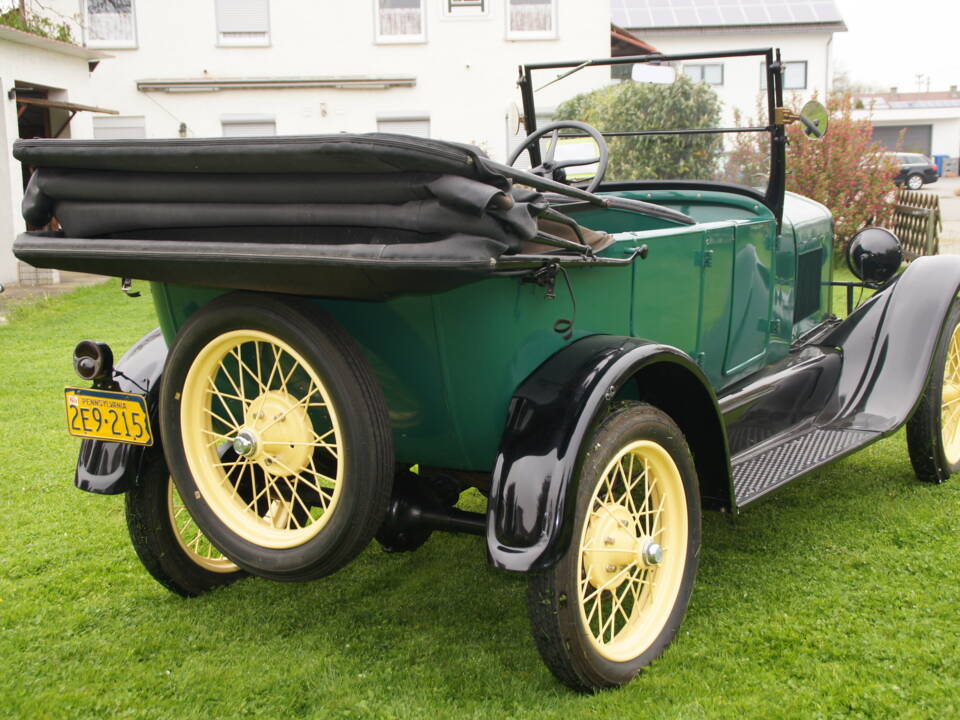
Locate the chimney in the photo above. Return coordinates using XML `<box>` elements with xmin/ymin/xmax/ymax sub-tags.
<box><xmin>951</xmin><ymin>85</ymin><xmax>958</xmax><ymax>97</ymax></box>
<box><xmin>889</xmin><ymin>86</ymin><xmax>897</xmax><ymax>95</ymax></box>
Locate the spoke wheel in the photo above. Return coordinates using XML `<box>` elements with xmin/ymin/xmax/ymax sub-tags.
<box><xmin>126</xmin><ymin>454</ymin><xmax>245</xmax><ymax>597</ymax></box>
<box><xmin>908</xmin><ymin>300</ymin><xmax>960</xmax><ymax>482</ymax></box>
<box><xmin>161</xmin><ymin>293</ymin><xmax>393</xmax><ymax>582</ymax></box>
<box><xmin>527</xmin><ymin>403</ymin><xmax>700</xmax><ymax>691</ymax></box>
<box><xmin>168</xmin><ymin>481</ymin><xmax>239</xmax><ymax>574</ymax></box>
<box><xmin>180</xmin><ymin>329</ymin><xmax>343</xmax><ymax>549</ymax></box>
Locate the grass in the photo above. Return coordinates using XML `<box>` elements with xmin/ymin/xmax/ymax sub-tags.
<box><xmin>1</xmin><ymin>276</ymin><xmax>959</xmax><ymax>719</ymax></box>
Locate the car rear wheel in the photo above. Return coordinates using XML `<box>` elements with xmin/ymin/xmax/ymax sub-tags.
<box><xmin>125</xmin><ymin>454</ymin><xmax>245</xmax><ymax>597</ymax></box>
<box><xmin>160</xmin><ymin>293</ymin><xmax>394</xmax><ymax>582</ymax></box>
<box><xmin>906</xmin><ymin>173</ymin><xmax>924</xmax><ymax>190</ymax></box>
<box><xmin>526</xmin><ymin>403</ymin><xmax>701</xmax><ymax>691</ymax></box>
<box><xmin>907</xmin><ymin>300</ymin><xmax>960</xmax><ymax>483</ymax></box>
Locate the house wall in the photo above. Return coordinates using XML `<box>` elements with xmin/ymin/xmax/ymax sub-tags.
<box><xmin>626</xmin><ymin>30</ymin><xmax>835</xmax><ymax>126</ymax></box>
<box><xmin>0</xmin><ymin>38</ymin><xmax>98</xmax><ymax>285</ymax></box>
<box><xmin>43</xmin><ymin>0</ymin><xmax>611</xmax><ymax>160</ymax></box>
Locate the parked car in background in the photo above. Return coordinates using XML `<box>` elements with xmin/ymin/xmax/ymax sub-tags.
<box><xmin>888</xmin><ymin>152</ymin><xmax>939</xmax><ymax>189</ymax></box>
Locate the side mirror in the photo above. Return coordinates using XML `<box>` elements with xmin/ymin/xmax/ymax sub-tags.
<box><xmin>799</xmin><ymin>100</ymin><xmax>828</xmax><ymax>139</ymax></box>
<box><xmin>847</xmin><ymin>227</ymin><xmax>903</xmax><ymax>284</ymax></box>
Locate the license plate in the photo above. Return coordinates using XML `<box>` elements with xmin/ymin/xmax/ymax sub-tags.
<box><xmin>64</xmin><ymin>387</ymin><xmax>153</xmax><ymax>446</ymax></box>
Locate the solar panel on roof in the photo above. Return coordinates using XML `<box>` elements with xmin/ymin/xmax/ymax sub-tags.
<box><xmin>611</xmin><ymin>0</ymin><xmax>844</xmax><ymax>29</ymax></box>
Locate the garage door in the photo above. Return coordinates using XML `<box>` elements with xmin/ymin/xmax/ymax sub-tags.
<box><xmin>872</xmin><ymin>125</ymin><xmax>932</xmax><ymax>155</ymax></box>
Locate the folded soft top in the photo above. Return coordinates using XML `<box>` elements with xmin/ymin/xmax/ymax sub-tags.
<box><xmin>13</xmin><ymin>133</ymin><xmax>509</xmax><ymax>186</ymax></box>
<box><xmin>13</xmin><ymin>133</ymin><xmax>621</xmax><ymax>299</ymax></box>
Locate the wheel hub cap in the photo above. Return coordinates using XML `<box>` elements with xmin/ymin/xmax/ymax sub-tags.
<box><xmin>642</xmin><ymin>540</ymin><xmax>663</xmax><ymax>566</ymax></box>
<box><xmin>241</xmin><ymin>390</ymin><xmax>313</xmax><ymax>476</ymax></box>
<box><xmin>583</xmin><ymin>503</ymin><xmax>640</xmax><ymax>589</ymax></box>
<box><xmin>232</xmin><ymin>430</ymin><xmax>258</xmax><ymax>457</ymax></box>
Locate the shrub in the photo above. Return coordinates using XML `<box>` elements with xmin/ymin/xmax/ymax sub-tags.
<box><xmin>785</xmin><ymin>94</ymin><xmax>899</xmax><ymax>262</ymax></box>
<box><xmin>720</xmin><ymin>94</ymin><xmax>898</xmax><ymax>263</ymax></box>
<box><xmin>552</xmin><ymin>75</ymin><xmax>723</xmax><ymax>181</ymax></box>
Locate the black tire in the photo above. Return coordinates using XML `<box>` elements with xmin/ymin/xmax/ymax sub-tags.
<box><xmin>907</xmin><ymin>300</ymin><xmax>960</xmax><ymax>483</ymax></box>
<box><xmin>906</xmin><ymin>173</ymin><xmax>924</xmax><ymax>191</ymax></box>
<box><xmin>125</xmin><ymin>453</ymin><xmax>246</xmax><ymax>597</ymax></box>
<box><xmin>527</xmin><ymin>403</ymin><xmax>701</xmax><ymax>692</ymax></box>
<box><xmin>160</xmin><ymin>293</ymin><xmax>394</xmax><ymax>582</ymax></box>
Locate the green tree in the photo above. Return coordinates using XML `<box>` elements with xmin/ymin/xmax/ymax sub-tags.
<box><xmin>553</xmin><ymin>74</ymin><xmax>723</xmax><ymax>181</ymax></box>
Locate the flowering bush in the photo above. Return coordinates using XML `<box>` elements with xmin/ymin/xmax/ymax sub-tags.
<box><xmin>723</xmin><ymin>94</ymin><xmax>898</xmax><ymax>263</ymax></box>
<box><xmin>785</xmin><ymin>94</ymin><xmax>899</xmax><ymax>262</ymax></box>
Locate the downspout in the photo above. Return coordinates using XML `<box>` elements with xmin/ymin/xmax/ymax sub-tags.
<box><xmin>825</xmin><ymin>34</ymin><xmax>833</xmax><ymax>95</ymax></box>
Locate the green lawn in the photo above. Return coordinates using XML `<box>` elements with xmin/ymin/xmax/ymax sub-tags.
<box><xmin>1</xmin><ymin>279</ymin><xmax>959</xmax><ymax>719</ymax></box>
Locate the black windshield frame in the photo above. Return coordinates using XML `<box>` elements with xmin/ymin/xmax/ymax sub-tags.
<box><xmin>517</xmin><ymin>47</ymin><xmax>787</xmax><ymax>225</ymax></box>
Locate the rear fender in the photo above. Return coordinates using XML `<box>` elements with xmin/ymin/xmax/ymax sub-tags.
<box><xmin>486</xmin><ymin>334</ymin><xmax>729</xmax><ymax>573</ymax></box>
<box><xmin>75</xmin><ymin>328</ymin><xmax>167</xmax><ymax>494</ymax></box>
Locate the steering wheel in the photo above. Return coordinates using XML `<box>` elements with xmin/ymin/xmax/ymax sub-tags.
<box><xmin>507</xmin><ymin>121</ymin><xmax>609</xmax><ymax>193</ymax></box>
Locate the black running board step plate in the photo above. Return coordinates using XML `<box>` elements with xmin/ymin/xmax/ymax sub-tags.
<box><xmin>732</xmin><ymin>427</ymin><xmax>879</xmax><ymax>507</ymax></box>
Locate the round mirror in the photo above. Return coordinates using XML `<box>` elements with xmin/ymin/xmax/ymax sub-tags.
<box><xmin>847</xmin><ymin>227</ymin><xmax>903</xmax><ymax>284</ymax></box>
<box><xmin>799</xmin><ymin>100</ymin><xmax>828</xmax><ymax>139</ymax></box>
<box><xmin>507</xmin><ymin>103</ymin><xmax>523</xmax><ymax>137</ymax></box>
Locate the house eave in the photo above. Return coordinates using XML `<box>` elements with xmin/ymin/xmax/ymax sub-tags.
<box><xmin>0</xmin><ymin>25</ymin><xmax>110</xmax><ymax>60</ymax></box>
<box><xmin>627</xmin><ymin>21</ymin><xmax>847</xmax><ymax>37</ymax></box>
<box><xmin>137</xmin><ymin>76</ymin><xmax>418</xmax><ymax>92</ymax></box>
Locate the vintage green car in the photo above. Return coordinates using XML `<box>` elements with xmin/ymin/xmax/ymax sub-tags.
<box><xmin>13</xmin><ymin>48</ymin><xmax>960</xmax><ymax>692</ymax></box>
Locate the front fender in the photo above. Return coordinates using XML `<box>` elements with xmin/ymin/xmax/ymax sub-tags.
<box><xmin>75</xmin><ymin>328</ymin><xmax>167</xmax><ymax>494</ymax></box>
<box><xmin>822</xmin><ymin>254</ymin><xmax>960</xmax><ymax>432</ymax></box>
<box><xmin>486</xmin><ymin>334</ymin><xmax>722</xmax><ymax>573</ymax></box>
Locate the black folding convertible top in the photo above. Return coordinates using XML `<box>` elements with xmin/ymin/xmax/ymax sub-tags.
<box><xmin>15</xmin><ymin>134</ymin><xmax>614</xmax><ymax>299</ymax></box>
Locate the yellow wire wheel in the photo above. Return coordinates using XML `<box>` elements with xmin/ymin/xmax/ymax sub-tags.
<box><xmin>160</xmin><ymin>293</ymin><xmax>394</xmax><ymax>582</ymax></box>
<box><xmin>939</xmin><ymin>322</ymin><xmax>960</xmax><ymax>465</ymax></box>
<box><xmin>908</xmin><ymin>301</ymin><xmax>960</xmax><ymax>483</ymax></box>
<box><xmin>124</xmin><ymin>455</ymin><xmax>245</xmax><ymax>597</ymax></box>
<box><xmin>179</xmin><ymin>328</ymin><xmax>343</xmax><ymax>549</ymax></box>
<box><xmin>167</xmin><ymin>479</ymin><xmax>239</xmax><ymax>574</ymax></box>
<box><xmin>527</xmin><ymin>403</ymin><xmax>700</xmax><ymax>691</ymax></box>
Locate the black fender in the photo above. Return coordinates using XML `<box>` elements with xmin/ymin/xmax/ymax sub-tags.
<box><xmin>822</xmin><ymin>254</ymin><xmax>960</xmax><ymax>433</ymax></box>
<box><xmin>486</xmin><ymin>334</ymin><xmax>729</xmax><ymax>573</ymax></box>
<box><xmin>74</xmin><ymin>328</ymin><xmax>167</xmax><ymax>494</ymax></box>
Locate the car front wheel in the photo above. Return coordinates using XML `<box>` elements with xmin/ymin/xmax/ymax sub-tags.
<box><xmin>907</xmin><ymin>300</ymin><xmax>960</xmax><ymax>482</ymax></box>
<box><xmin>526</xmin><ymin>403</ymin><xmax>701</xmax><ymax>691</ymax></box>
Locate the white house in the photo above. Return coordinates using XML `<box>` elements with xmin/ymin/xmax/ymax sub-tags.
<box><xmin>37</xmin><ymin>0</ymin><xmax>610</xmax><ymax>157</ymax></box>
<box><xmin>611</xmin><ymin>0</ymin><xmax>847</xmax><ymax>125</ymax></box>
<box><xmin>2</xmin><ymin>0</ymin><xmax>612</xmax><ymax>285</ymax></box>
<box><xmin>0</xmin><ymin>24</ymin><xmax>111</xmax><ymax>285</ymax></box>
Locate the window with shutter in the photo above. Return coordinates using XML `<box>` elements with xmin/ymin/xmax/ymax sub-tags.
<box><xmin>222</xmin><ymin>116</ymin><xmax>277</xmax><ymax>137</ymax></box>
<box><xmin>376</xmin><ymin>116</ymin><xmax>430</xmax><ymax>138</ymax></box>
<box><xmin>93</xmin><ymin>116</ymin><xmax>146</xmax><ymax>139</ymax></box>
<box><xmin>216</xmin><ymin>0</ymin><xmax>270</xmax><ymax>47</ymax></box>
<box><xmin>84</xmin><ymin>0</ymin><xmax>137</xmax><ymax>49</ymax></box>
<box><xmin>444</xmin><ymin>0</ymin><xmax>486</xmax><ymax>18</ymax></box>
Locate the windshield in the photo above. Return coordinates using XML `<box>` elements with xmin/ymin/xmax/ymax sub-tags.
<box><xmin>513</xmin><ymin>48</ymin><xmax>782</xmax><ymax>198</ymax></box>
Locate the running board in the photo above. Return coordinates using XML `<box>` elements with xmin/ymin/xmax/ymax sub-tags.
<box><xmin>732</xmin><ymin>427</ymin><xmax>879</xmax><ymax>507</ymax></box>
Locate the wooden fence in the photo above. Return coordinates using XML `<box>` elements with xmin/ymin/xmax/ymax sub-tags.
<box><xmin>893</xmin><ymin>188</ymin><xmax>942</xmax><ymax>261</ymax></box>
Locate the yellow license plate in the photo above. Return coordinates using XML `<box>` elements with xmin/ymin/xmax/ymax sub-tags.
<box><xmin>64</xmin><ymin>387</ymin><xmax>153</xmax><ymax>446</ymax></box>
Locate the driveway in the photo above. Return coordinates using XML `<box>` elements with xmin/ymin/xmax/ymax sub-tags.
<box><xmin>928</xmin><ymin>176</ymin><xmax>960</xmax><ymax>253</ymax></box>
